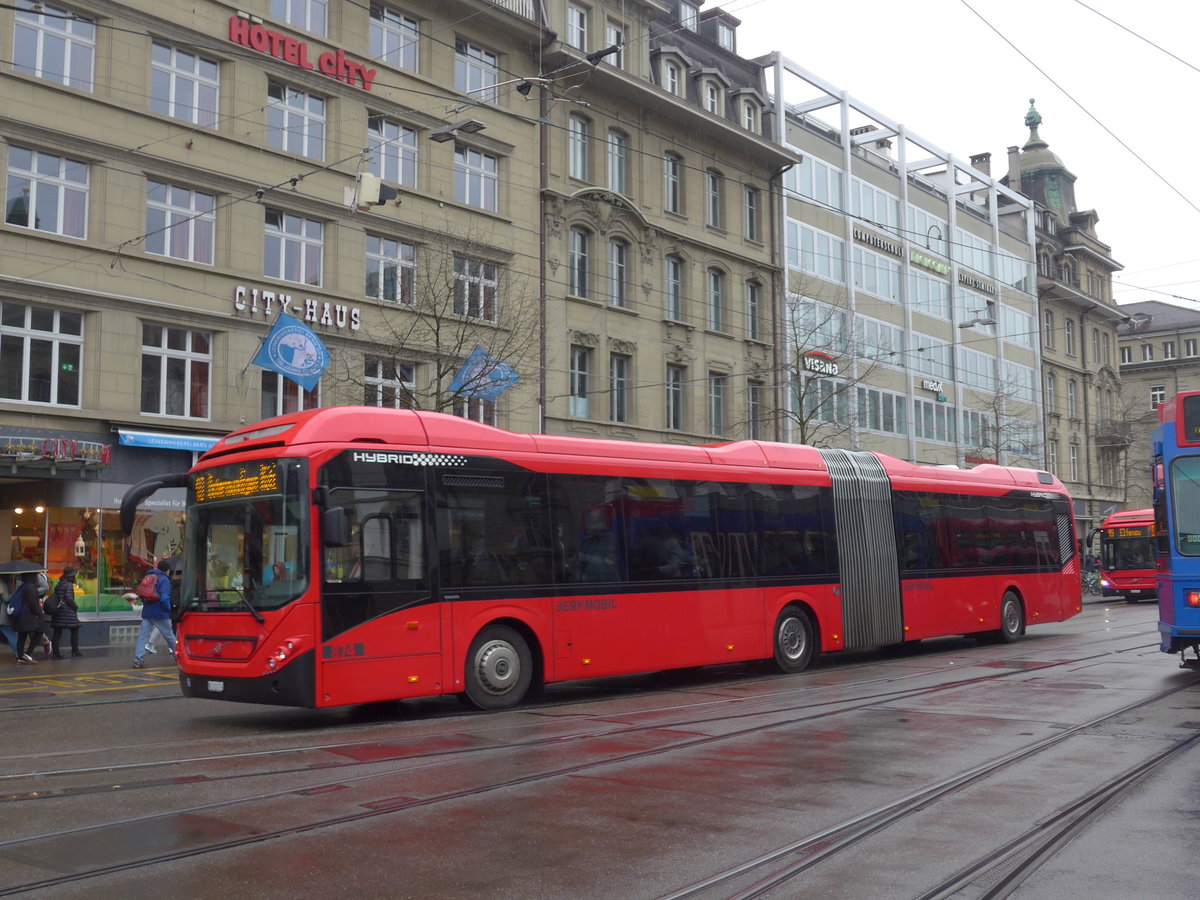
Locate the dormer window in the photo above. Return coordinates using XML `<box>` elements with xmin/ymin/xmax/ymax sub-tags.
<box><xmin>681</xmin><ymin>2</ymin><xmax>698</xmax><ymax>30</ymax></box>
<box><xmin>716</xmin><ymin>21</ymin><xmax>734</xmax><ymax>50</ymax></box>
<box><xmin>704</xmin><ymin>81</ymin><xmax>721</xmax><ymax>114</ymax></box>
<box><xmin>663</xmin><ymin>60</ymin><xmax>680</xmax><ymax>96</ymax></box>
<box><xmin>742</xmin><ymin>100</ymin><xmax>758</xmax><ymax>132</ymax></box>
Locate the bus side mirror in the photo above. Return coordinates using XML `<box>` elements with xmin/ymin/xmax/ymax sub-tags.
<box><xmin>322</xmin><ymin>507</ymin><xmax>351</xmax><ymax>547</ymax></box>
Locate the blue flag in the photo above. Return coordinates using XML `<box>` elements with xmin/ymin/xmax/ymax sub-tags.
<box><xmin>251</xmin><ymin>313</ymin><xmax>330</xmax><ymax>392</ymax></box>
<box><xmin>448</xmin><ymin>346</ymin><xmax>519</xmax><ymax>401</ymax></box>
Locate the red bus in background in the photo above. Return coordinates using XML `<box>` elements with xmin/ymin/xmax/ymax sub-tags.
<box><xmin>120</xmin><ymin>408</ymin><xmax>1081</xmax><ymax>711</ymax></box>
<box><xmin>1092</xmin><ymin>509</ymin><xmax>1157</xmax><ymax>602</ymax></box>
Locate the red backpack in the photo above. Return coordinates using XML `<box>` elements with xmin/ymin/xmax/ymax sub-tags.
<box><xmin>135</xmin><ymin>572</ymin><xmax>160</xmax><ymax>603</ymax></box>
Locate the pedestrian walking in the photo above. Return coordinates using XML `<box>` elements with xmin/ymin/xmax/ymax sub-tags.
<box><xmin>132</xmin><ymin>558</ymin><xmax>176</xmax><ymax>669</ymax></box>
<box><xmin>0</xmin><ymin>575</ymin><xmax>19</xmax><ymax>658</ymax></box>
<box><xmin>12</xmin><ymin>572</ymin><xmax>45</xmax><ymax>664</ymax></box>
<box><xmin>46</xmin><ymin>567</ymin><xmax>82</xmax><ymax>658</ymax></box>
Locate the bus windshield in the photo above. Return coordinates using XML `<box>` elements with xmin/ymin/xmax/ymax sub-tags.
<box><xmin>1101</xmin><ymin>535</ymin><xmax>1153</xmax><ymax>571</ymax></box>
<box><xmin>1171</xmin><ymin>456</ymin><xmax>1200</xmax><ymax>556</ymax></box>
<box><xmin>182</xmin><ymin>459</ymin><xmax>309</xmax><ymax>613</ymax></box>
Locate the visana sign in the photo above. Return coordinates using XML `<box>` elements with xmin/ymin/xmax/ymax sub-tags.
<box><xmin>802</xmin><ymin>352</ymin><xmax>839</xmax><ymax>377</ymax></box>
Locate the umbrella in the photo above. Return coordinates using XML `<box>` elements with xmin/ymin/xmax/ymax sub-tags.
<box><xmin>0</xmin><ymin>559</ymin><xmax>43</xmax><ymax>574</ymax></box>
<box><xmin>158</xmin><ymin>554</ymin><xmax>183</xmax><ymax>575</ymax></box>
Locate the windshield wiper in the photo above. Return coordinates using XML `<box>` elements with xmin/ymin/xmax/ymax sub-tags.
<box><xmin>188</xmin><ymin>587</ymin><xmax>266</xmax><ymax>623</ymax></box>
<box><xmin>230</xmin><ymin>588</ymin><xmax>266</xmax><ymax>624</ymax></box>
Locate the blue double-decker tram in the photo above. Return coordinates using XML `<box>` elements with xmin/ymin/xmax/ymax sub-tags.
<box><xmin>1152</xmin><ymin>391</ymin><xmax>1200</xmax><ymax>670</ymax></box>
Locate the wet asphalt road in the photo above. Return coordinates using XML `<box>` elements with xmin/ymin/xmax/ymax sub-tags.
<box><xmin>0</xmin><ymin>596</ymin><xmax>1195</xmax><ymax>899</ymax></box>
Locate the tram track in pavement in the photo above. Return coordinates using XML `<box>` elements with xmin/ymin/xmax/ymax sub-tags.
<box><xmin>0</xmin><ymin>632</ymin><xmax>1172</xmax><ymax>896</ymax></box>
<box><xmin>658</xmin><ymin>681</ymin><xmax>1200</xmax><ymax>900</ymax></box>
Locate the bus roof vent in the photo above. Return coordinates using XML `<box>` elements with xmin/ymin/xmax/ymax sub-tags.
<box><xmin>1037</xmin><ymin>471</ymin><xmax>1054</xmax><ymax>484</ymax></box>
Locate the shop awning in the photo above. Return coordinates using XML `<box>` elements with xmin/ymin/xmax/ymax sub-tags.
<box><xmin>117</xmin><ymin>429</ymin><xmax>220</xmax><ymax>453</ymax></box>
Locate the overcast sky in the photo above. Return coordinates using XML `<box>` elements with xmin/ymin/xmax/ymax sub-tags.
<box><xmin>730</xmin><ymin>0</ymin><xmax>1199</xmax><ymax>309</ymax></box>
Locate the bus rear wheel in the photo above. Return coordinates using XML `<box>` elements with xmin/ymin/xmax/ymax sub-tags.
<box><xmin>997</xmin><ymin>591</ymin><xmax>1025</xmax><ymax>644</ymax></box>
<box><xmin>772</xmin><ymin>605</ymin><xmax>816</xmax><ymax>673</ymax></box>
<box><xmin>464</xmin><ymin>625</ymin><xmax>533</xmax><ymax>710</ymax></box>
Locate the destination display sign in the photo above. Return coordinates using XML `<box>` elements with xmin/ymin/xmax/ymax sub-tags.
<box><xmin>1106</xmin><ymin>525</ymin><xmax>1151</xmax><ymax>539</ymax></box>
<box><xmin>193</xmin><ymin>461</ymin><xmax>281</xmax><ymax>503</ymax></box>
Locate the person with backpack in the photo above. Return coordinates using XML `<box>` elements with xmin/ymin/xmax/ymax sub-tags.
<box><xmin>132</xmin><ymin>557</ymin><xmax>176</xmax><ymax>669</ymax></box>
<box><xmin>47</xmin><ymin>566</ymin><xmax>82</xmax><ymax>658</ymax></box>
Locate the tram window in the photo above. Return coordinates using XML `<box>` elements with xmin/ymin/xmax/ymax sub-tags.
<box><xmin>1171</xmin><ymin>457</ymin><xmax>1200</xmax><ymax>555</ymax></box>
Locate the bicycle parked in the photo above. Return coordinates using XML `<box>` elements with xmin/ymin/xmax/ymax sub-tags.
<box><xmin>1082</xmin><ymin>569</ymin><xmax>1102</xmax><ymax>596</ymax></box>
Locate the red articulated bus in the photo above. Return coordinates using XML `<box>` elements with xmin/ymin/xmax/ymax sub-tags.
<box><xmin>120</xmin><ymin>407</ymin><xmax>1081</xmax><ymax>710</ymax></box>
<box><xmin>1092</xmin><ymin>509</ymin><xmax>1157</xmax><ymax>602</ymax></box>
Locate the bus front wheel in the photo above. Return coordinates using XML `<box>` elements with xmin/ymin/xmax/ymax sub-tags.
<box><xmin>772</xmin><ymin>605</ymin><xmax>816</xmax><ymax>673</ymax></box>
<box><xmin>997</xmin><ymin>592</ymin><xmax>1025</xmax><ymax>644</ymax></box>
<box><xmin>464</xmin><ymin>625</ymin><xmax>533</xmax><ymax>710</ymax></box>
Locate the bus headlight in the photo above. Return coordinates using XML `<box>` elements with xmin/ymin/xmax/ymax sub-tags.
<box><xmin>264</xmin><ymin>637</ymin><xmax>303</xmax><ymax>674</ymax></box>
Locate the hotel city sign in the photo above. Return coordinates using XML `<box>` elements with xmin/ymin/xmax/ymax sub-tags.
<box><xmin>227</xmin><ymin>16</ymin><xmax>378</xmax><ymax>91</ymax></box>
<box><xmin>233</xmin><ymin>285</ymin><xmax>362</xmax><ymax>332</ymax></box>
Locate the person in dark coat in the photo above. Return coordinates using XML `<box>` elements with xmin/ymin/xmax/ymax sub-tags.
<box><xmin>47</xmin><ymin>567</ymin><xmax>82</xmax><ymax>658</ymax></box>
<box><xmin>13</xmin><ymin>571</ymin><xmax>44</xmax><ymax>664</ymax></box>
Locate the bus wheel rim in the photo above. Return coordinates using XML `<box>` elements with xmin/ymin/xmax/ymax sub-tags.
<box><xmin>780</xmin><ymin>617</ymin><xmax>806</xmax><ymax>660</ymax></box>
<box><xmin>475</xmin><ymin>641</ymin><xmax>519</xmax><ymax>695</ymax></box>
<box><xmin>1003</xmin><ymin>600</ymin><xmax>1019</xmax><ymax>632</ymax></box>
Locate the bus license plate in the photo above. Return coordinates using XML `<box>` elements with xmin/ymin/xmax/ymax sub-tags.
<box><xmin>207</xmin><ymin>680</ymin><xmax>225</xmax><ymax>692</ymax></box>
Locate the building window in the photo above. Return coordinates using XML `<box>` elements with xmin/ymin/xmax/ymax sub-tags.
<box><xmin>716</xmin><ymin>21</ymin><xmax>735</xmax><ymax>50</ymax></box>
<box><xmin>364</xmin><ymin>358</ymin><xmax>415</xmax><ymax>408</ymax></box>
<box><xmin>666</xmin><ymin>364</ymin><xmax>684</xmax><ymax>430</ymax></box>
<box><xmin>1069</xmin><ymin>443</ymin><xmax>1079</xmax><ymax>481</ymax></box>
<box><xmin>605</xmin><ymin>21</ymin><xmax>625</xmax><ymax>68</ymax></box>
<box><xmin>0</xmin><ymin>301</ymin><xmax>82</xmax><ymax>406</ymax></box>
<box><xmin>266</xmin><ymin>81</ymin><xmax>325</xmax><ymax>160</ymax></box>
<box><xmin>1048</xmin><ymin>439</ymin><xmax>1058</xmax><ymax>473</ymax></box>
<box><xmin>568</xmin><ymin>115</ymin><xmax>590</xmax><ymax>181</ymax></box>
<box><xmin>664</xmin><ymin>255</ymin><xmax>682</xmax><ymax>320</ymax></box>
<box><xmin>150</xmin><ymin>42</ymin><xmax>218</xmax><ymax>128</ymax></box>
<box><xmin>858</xmin><ymin>387</ymin><xmax>907</xmax><ymax>436</ymax></box>
<box><xmin>705</xmin><ymin>170</ymin><xmax>723</xmax><ymax>228</ymax></box>
<box><xmin>742</xmin><ymin>101</ymin><xmax>758</xmax><ymax>132</ymax></box>
<box><xmin>454</xmin><ymin>144</ymin><xmax>498</xmax><ymax>211</ymax></box>
<box><xmin>454</xmin><ymin>257</ymin><xmax>498</xmax><ymax>321</ymax></box>
<box><xmin>13</xmin><ymin>1</ymin><xmax>94</xmax><ymax>90</ymax></box>
<box><xmin>370</xmin><ymin>5</ymin><xmax>419</xmax><ymax>72</ymax></box>
<box><xmin>680</xmin><ymin>1</ymin><xmax>698</xmax><ymax>29</ymax></box>
<box><xmin>707</xmin><ymin>269</ymin><xmax>724</xmax><ymax>331</ymax></box>
<box><xmin>1151</xmin><ymin>384</ymin><xmax>1166</xmax><ymax>409</ymax></box>
<box><xmin>609</xmin><ymin>354</ymin><xmax>629</xmax><ymax>422</ymax></box>
<box><xmin>1120</xmin><ymin>345</ymin><xmax>1132</xmax><ymax>364</ymax></box>
<box><xmin>608</xmin><ymin>239</ymin><xmax>628</xmax><ymax>307</ymax></box>
<box><xmin>1067</xmin><ymin>379</ymin><xmax>1077</xmax><ymax>418</ymax></box>
<box><xmin>1042</xmin><ymin>309</ymin><xmax>1055</xmax><ymax>349</ymax></box>
<box><xmin>271</xmin><ymin>0</ymin><xmax>326</xmax><ymax>36</ymax></box>
<box><xmin>455</xmin><ymin>39</ymin><xmax>498</xmax><ymax>103</ymax></box>
<box><xmin>140</xmin><ymin>323</ymin><xmax>210</xmax><ymax>418</ymax></box>
<box><xmin>365</xmin><ymin>234</ymin><xmax>415</xmax><ymax>303</ymax></box>
<box><xmin>261</xmin><ymin>371</ymin><xmax>317</xmax><ymax>420</ymax></box>
<box><xmin>664</xmin><ymin>152</ymin><xmax>683</xmax><ymax>213</ymax></box>
<box><xmin>703</xmin><ymin>81</ymin><xmax>721</xmax><ymax>114</ymax></box>
<box><xmin>5</xmin><ymin>146</ymin><xmax>88</xmax><ymax>238</ymax></box>
<box><xmin>568</xmin><ymin>227</ymin><xmax>589</xmax><ymax>298</ymax></box>
<box><xmin>452</xmin><ymin>396</ymin><xmax>496</xmax><ymax>425</ymax></box>
<box><xmin>265</xmin><ymin>209</ymin><xmax>322</xmax><ymax>286</ymax></box>
<box><xmin>747</xmin><ymin>381</ymin><xmax>764</xmax><ymax>439</ymax></box>
<box><xmin>145</xmin><ymin>181</ymin><xmax>215</xmax><ymax>265</ymax></box>
<box><xmin>1044</xmin><ymin>372</ymin><xmax>1057</xmax><ymax>414</ymax></box>
<box><xmin>708</xmin><ymin>373</ymin><xmax>726</xmax><ymax>435</ymax></box>
<box><xmin>1142</xmin><ymin>343</ymin><xmax>1154</xmax><ymax>362</ymax></box>
<box><xmin>663</xmin><ymin>60</ymin><xmax>680</xmax><ymax>96</ymax></box>
<box><xmin>1187</xmin><ymin>338</ymin><xmax>1198</xmax><ymax>357</ymax></box>
<box><xmin>744</xmin><ymin>186</ymin><xmax>760</xmax><ymax>241</ymax></box>
<box><xmin>569</xmin><ymin>345</ymin><xmax>590</xmax><ymax>417</ymax></box>
<box><xmin>566</xmin><ymin>3</ymin><xmax>588</xmax><ymax>50</ymax></box>
<box><xmin>913</xmin><ymin>398</ymin><xmax>954</xmax><ymax>443</ymax></box>
<box><xmin>1064</xmin><ymin>318</ymin><xmax>1075</xmax><ymax>356</ymax></box>
<box><xmin>1102</xmin><ymin>332</ymin><xmax>1111</xmax><ymax>365</ymax></box>
<box><xmin>606</xmin><ymin>130</ymin><xmax>627</xmax><ymax>195</ymax></box>
<box><xmin>1164</xmin><ymin>340</ymin><xmax>1177</xmax><ymax>359</ymax></box>
<box><xmin>745</xmin><ymin>280</ymin><xmax>760</xmax><ymax>341</ymax></box>
<box><xmin>367</xmin><ymin>116</ymin><xmax>417</xmax><ymax>188</ymax></box>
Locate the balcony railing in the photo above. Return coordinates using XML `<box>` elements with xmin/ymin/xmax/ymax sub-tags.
<box><xmin>1093</xmin><ymin>419</ymin><xmax>1132</xmax><ymax>447</ymax></box>
<box><xmin>487</xmin><ymin>0</ymin><xmax>538</xmax><ymax>20</ymax></box>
